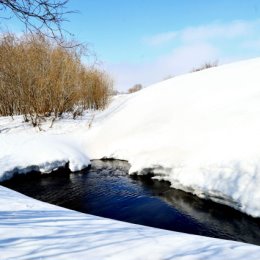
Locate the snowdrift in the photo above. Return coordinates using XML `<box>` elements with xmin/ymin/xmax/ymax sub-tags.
<box><xmin>0</xmin><ymin>133</ymin><xmax>90</xmax><ymax>181</ymax></box>
<box><xmin>85</xmin><ymin>58</ymin><xmax>260</xmax><ymax>217</ymax></box>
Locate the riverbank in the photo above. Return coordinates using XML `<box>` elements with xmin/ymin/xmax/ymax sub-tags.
<box><xmin>2</xmin><ymin>159</ymin><xmax>260</xmax><ymax>246</ymax></box>
<box><xmin>1</xmin><ymin>57</ymin><xmax>260</xmax><ymax>258</ymax></box>
<box><xmin>1</xmin><ymin>58</ymin><xmax>260</xmax><ymax>216</ymax></box>
<box><xmin>1</xmin><ymin>185</ymin><xmax>260</xmax><ymax>260</ymax></box>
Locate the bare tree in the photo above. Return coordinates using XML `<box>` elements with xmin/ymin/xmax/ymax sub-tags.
<box><xmin>0</xmin><ymin>0</ymin><xmax>73</xmax><ymax>40</ymax></box>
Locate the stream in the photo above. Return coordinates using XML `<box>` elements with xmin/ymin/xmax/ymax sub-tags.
<box><xmin>1</xmin><ymin>159</ymin><xmax>260</xmax><ymax>246</ymax></box>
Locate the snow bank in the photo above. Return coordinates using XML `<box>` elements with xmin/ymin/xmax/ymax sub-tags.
<box><xmin>0</xmin><ymin>133</ymin><xmax>90</xmax><ymax>181</ymax></box>
<box><xmin>1</xmin><ymin>58</ymin><xmax>260</xmax><ymax>258</ymax></box>
<box><xmin>84</xmin><ymin>58</ymin><xmax>260</xmax><ymax>217</ymax></box>
<box><xmin>1</xmin><ymin>58</ymin><xmax>260</xmax><ymax>218</ymax></box>
<box><xmin>1</xmin><ymin>185</ymin><xmax>260</xmax><ymax>260</ymax></box>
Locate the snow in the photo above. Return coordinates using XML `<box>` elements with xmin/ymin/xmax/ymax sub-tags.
<box><xmin>1</xmin><ymin>185</ymin><xmax>260</xmax><ymax>260</ymax></box>
<box><xmin>80</xmin><ymin>58</ymin><xmax>260</xmax><ymax>218</ymax></box>
<box><xmin>1</xmin><ymin>57</ymin><xmax>260</xmax><ymax>258</ymax></box>
<box><xmin>1</xmin><ymin>58</ymin><xmax>260</xmax><ymax>217</ymax></box>
<box><xmin>0</xmin><ymin>133</ymin><xmax>90</xmax><ymax>181</ymax></box>
<box><xmin>0</xmin><ymin>95</ymin><xmax>131</xmax><ymax>182</ymax></box>
<box><xmin>0</xmin><ymin>118</ymin><xmax>90</xmax><ymax>181</ymax></box>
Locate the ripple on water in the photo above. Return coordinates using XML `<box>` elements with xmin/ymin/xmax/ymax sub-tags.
<box><xmin>1</xmin><ymin>159</ymin><xmax>260</xmax><ymax>246</ymax></box>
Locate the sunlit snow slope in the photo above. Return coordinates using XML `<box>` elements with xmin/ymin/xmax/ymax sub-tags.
<box><xmin>1</xmin><ymin>185</ymin><xmax>260</xmax><ymax>260</ymax></box>
<box><xmin>85</xmin><ymin>58</ymin><xmax>260</xmax><ymax>217</ymax></box>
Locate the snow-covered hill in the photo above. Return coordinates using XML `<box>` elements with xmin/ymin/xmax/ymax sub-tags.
<box><xmin>84</xmin><ymin>58</ymin><xmax>260</xmax><ymax>218</ymax></box>
<box><xmin>1</xmin><ymin>57</ymin><xmax>260</xmax><ymax>219</ymax></box>
<box><xmin>1</xmin><ymin>57</ymin><xmax>260</xmax><ymax>259</ymax></box>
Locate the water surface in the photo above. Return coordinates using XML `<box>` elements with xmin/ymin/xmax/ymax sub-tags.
<box><xmin>2</xmin><ymin>160</ymin><xmax>260</xmax><ymax>245</ymax></box>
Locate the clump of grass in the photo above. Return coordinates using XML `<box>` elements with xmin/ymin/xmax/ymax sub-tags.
<box><xmin>0</xmin><ymin>32</ymin><xmax>113</xmax><ymax>127</ymax></box>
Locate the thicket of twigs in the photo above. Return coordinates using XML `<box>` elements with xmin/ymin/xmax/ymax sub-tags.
<box><xmin>128</xmin><ymin>84</ymin><xmax>142</xmax><ymax>94</ymax></box>
<box><xmin>0</xmin><ymin>33</ymin><xmax>113</xmax><ymax>127</ymax></box>
<box><xmin>191</xmin><ymin>61</ymin><xmax>218</xmax><ymax>73</ymax></box>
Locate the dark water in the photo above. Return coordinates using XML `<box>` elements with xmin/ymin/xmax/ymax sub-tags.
<box><xmin>2</xmin><ymin>160</ymin><xmax>260</xmax><ymax>245</ymax></box>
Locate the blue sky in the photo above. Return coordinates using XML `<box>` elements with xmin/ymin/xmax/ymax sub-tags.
<box><xmin>2</xmin><ymin>0</ymin><xmax>260</xmax><ymax>90</ymax></box>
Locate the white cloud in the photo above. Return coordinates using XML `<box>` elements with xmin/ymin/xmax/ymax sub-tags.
<box><xmin>180</xmin><ymin>20</ymin><xmax>255</xmax><ymax>43</ymax></box>
<box><xmin>143</xmin><ymin>31</ymin><xmax>177</xmax><ymax>46</ymax></box>
<box><xmin>144</xmin><ymin>20</ymin><xmax>260</xmax><ymax>46</ymax></box>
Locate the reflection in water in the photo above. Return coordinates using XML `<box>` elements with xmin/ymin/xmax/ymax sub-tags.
<box><xmin>2</xmin><ymin>159</ymin><xmax>260</xmax><ymax>245</ymax></box>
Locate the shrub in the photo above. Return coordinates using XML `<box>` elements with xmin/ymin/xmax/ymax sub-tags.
<box><xmin>0</xmin><ymin>32</ymin><xmax>113</xmax><ymax>127</ymax></box>
<box><xmin>128</xmin><ymin>84</ymin><xmax>142</xmax><ymax>94</ymax></box>
<box><xmin>191</xmin><ymin>61</ymin><xmax>218</xmax><ymax>73</ymax></box>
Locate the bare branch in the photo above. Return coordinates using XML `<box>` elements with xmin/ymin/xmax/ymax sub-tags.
<box><xmin>0</xmin><ymin>0</ymin><xmax>75</xmax><ymax>41</ymax></box>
